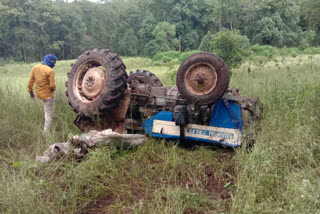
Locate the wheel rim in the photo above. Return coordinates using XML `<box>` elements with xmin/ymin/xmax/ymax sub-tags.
<box><xmin>73</xmin><ymin>61</ymin><xmax>106</xmax><ymax>103</ymax></box>
<box><xmin>184</xmin><ymin>62</ymin><xmax>217</xmax><ymax>96</ymax></box>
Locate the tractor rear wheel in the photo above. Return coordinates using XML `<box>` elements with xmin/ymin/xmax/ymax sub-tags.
<box><xmin>176</xmin><ymin>52</ymin><xmax>229</xmax><ymax>105</ymax></box>
<box><xmin>66</xmin><ymin>48</ymin><xmax>127</xmax><ymax>116</ymax></box>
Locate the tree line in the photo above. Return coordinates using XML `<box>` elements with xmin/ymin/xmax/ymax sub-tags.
<box><xmin>0</xmin><ymin>0</ymin><xmax>319</xmax><ymax>62</ymax></box>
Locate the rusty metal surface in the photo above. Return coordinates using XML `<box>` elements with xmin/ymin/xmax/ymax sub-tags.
<box><xmin>226</xmin><ymin>87</ymin><xmax>240</xmax><ymax>96</ymax></box>
<box><xmin>73</xmin><ymin>61</ymin><xmax>106</xmax><ymax>103</ymax></box>
<box><xmin>241</xmin><ymin>109</ymin><xmax>249</xmax><ymax>127</ymax></box>
<box><xmin>130</xmin><ymin>80</ymin><xmax>187</xmax><ymax>112</ymax></box>
<box><xmin>223</xmin><ymin>87</ymin><xmax>263</xmax><ymax>127</ymax></box>
<box><xmin>125</xmin><ymin>119</ymin><xmax>143</xmax><ymax>131</ymax></box>
<box><xmin>127</xmin><ymin>70</ymin><xmax>163</xmax><ymax>87</ymax></box>
<box><xmin>222</xmin><ymin>93</ymin><xmax>262</xmax><ymax>116</ymax></box>
<box><xmin>74</xmin><ymin>91</ymin><xmax>130</xmax><ymax>133</ymax></box>
<box><xmin>80</xmin><ymin>67</ymin><xmax>106</xmax><ymax>100</ymax></box>
<box><xmin>184</xmin><ymin>62</ymin><xmax>217</xmax><ymax>96</ymax></box>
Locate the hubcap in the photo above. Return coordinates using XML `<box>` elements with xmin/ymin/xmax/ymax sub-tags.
<box><xmin>80</xmin><ymin>67</ymin><xmax>105</xmax><ymax>100</ymax></box>
<box><xmin>184</xmin><ymin>63</ymin><xmax>217</xmax><ymax>96</ymax></box>
<box><xmin>74</xmin><ymin>62</ymin><xmax>106</xmax><ymax>103</ymax></box>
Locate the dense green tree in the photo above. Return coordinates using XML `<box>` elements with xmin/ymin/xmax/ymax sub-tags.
<box><xmin>152</xmin><ymin>22</ymin><xmax>178</xmax><ymax>52</ymax></box>
<box><xmin>57</xmin><ymin>7</ymin><xmax>87</xmax><ymax>59</ymax></box>
<box><xmin>118</xmin><ymin>29</ymin><xmax>138</xmax><ymax>56</ymax></box>
<box><xmin>0</xmin><ymin>0</ymin><xmax>319</xmax><ymax>62</ymax></box>
<box><xmin>0</xmin><ymin>0</ymin><xmax>62</xmax><ymax>61</ymax></box>
<box><xmin>24</xmin><ymin>0</ymin><xmax>63</xmax><ymax>60</ymax></box>
<box><xmin>168</xmin><ymin>0</ymin><xmax>217</xmax><ymax>51</ymax></box>
<box><xmin>212</xmin><ymin>30</ymin><xmax>249</xmax><ymax>69</ymax></box>
<box><xmin>243</xmin><ymin>0</ymin><xmax>311</xmax><ymax>47</ymax></box>
<box><xmin>0</xmin><ymin>0</ymin><xmax>30</xmax><ymax>61</ymax></box>
<box><xmin>143</xmin><ymin>40</ymin><xmax>159</xmax><ymax>57</ymax></box>
<box><xmin>301</xmin><ymin>0</ymin><xmax>320</xmax><ymax>45</ymax></box>
<box><xmin>199</xmin><ymin>31</ymin><xmax>214</xmax><ymax>52</ymax></box>
<box><xmin>182</xmin><ymin>31</ymin><xmax>199</xmax><ymax>51</ymax></box>
<box><xmin>139</xmin><ymin>13</ymin><xmax>156</xmax><ymax>55</ymax></box>
<box><xmin>216</xmin><ymin>0</ymin><xmax>242</xmax><ymax>31</ymax></box>
<box><xmin>148</xmin><ymin>0</ymin><xmax>175</xmax><ymax>21</ymax></box>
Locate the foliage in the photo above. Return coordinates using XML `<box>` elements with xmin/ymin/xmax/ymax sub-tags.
<box><xmin>143</xmin><ymin>40</ymin><xmax>160</xmax><ymax>58</ymax></box>
<box><xmin>215</xmin><ymin>0</ymin><xmax>242</xmax><ymax>31</ymax></box>
<box><xmin>0</xmin><ymin>0</ymin><xmax>319</xmax><ymax>63</ymax></box>
<box><xmin>182</xmin><ymin>31</ymin><xmax>200</xmax><ymax>51</ymax></box>
<box><xmin>212</xmin><ymin>29</ymin><xmax>249</xmax><ymax>69</ymax></box>
<box><xmin>152</xmin><ymin>22</ymin><xmax>178</xmax><ymax>52</ymax></box>
<box><xmin>241</xmin><ymin>0</ymin><xmax>315</xmax><ymax>47</ymax></box>
<box><xmin>167</xmin><ymin>0</ymin><xmax>217</xmax><ymax>51</ymax></box>
<box><xmin>0</xmin><ymin>0</ymin><xmax>87</xmax><ymax>61</ymax></box>
<box><xmin>199</xmin><ymin>31</ymin><xmax>214</xmax><ymax>52</ymax></box>
<box><xmin>300</xmin><ymin>0</ymin><xmax>320</xmax><ymax>45</ymax></box>
<box><xmin>249</xmin><ymin>44</ymin><xmax>320</xmax><ymax>59</ymax></box>
<box><xmin>139</xmin><ymin>12</ymin><xmax>157</xmax><ymax>56</ymax></box>
<box><xmin>116</xmin><ymin>27</ymin><xmax>138</xmax><ymax>56</ymax></box>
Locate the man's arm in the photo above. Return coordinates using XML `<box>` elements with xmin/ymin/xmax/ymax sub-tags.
<box><xmin>49</xmin><ymin>69</ymin><xmax>56</xmax><ymax>92</ymax></box>
<box><xmin>28</xmin><ymin>69</ymin><xmax>35</xmax><ymax>100</ymax></box>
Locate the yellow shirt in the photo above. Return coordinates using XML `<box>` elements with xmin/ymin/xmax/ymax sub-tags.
<box><xmin>28</xmin><ymin>64</ymin><xmax>56</xmax><ymax>100</ymax></box>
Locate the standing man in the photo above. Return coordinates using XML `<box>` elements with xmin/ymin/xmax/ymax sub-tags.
<box><xmin>28</xmin><ymin>54</ymin><xmax>57</xmax><ymax>132</ymax></box>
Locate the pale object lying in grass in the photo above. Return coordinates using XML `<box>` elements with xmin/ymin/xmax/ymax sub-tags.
<box><xmin>36</xmin><ymin>142</ymin><xmax>70</xmax><ymax>163</ymax></box>
<box><xmin>36</xmin><ymin>129</ymin><xmax>147</xmax><ymax>163</ymax></box>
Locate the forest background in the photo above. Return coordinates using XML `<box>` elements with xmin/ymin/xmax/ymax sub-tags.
<box><xmin>0</xmin><ymin>0</ymin><xmax>320</xmax><ymax>64</ymax></box>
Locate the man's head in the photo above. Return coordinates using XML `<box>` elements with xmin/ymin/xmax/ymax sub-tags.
<box><xmin>43</xmin><ymin>54</ymin><xmax>57</xmax><ymax>68</ymax></box>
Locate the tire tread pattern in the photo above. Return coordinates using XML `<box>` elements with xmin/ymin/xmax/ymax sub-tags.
<box><xmin>66</xmin><ymin>48</ymin><xmax>127</xmax><ymax>115</ymax></box>
<box><xmin>127</xmin><ymin>69</ymin><xmax>163</xmax><ymax>87</ymax></box>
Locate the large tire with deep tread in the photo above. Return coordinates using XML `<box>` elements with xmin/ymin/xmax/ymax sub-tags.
<box><xmin>66</xmin><ymin>48</ymin><xmax>127</xmax><ymax>116</ymax></box>
<box><xmin>176</xmin><ymin>52</ymin><xmax>229</xmax><ymax>105</ymax></box>
<box><xmin>127</xmin><ymin>70</ymin><xmax>163</xmax><ymax>87</ymax></box>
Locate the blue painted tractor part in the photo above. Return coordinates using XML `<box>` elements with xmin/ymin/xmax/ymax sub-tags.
<box><xmin>142</xmin><ymin>98</ymin><xmax>242</xmax><ymax>147</ymax></box>
<box><xmin>67</xmin><ymin>49</ymin><xmax>263</xmax><ymax>148</ymax></box>
<box><xmin>142</xmin><ymin>95</ymin><xmax>261</xmax><ymax>148</ymax></box>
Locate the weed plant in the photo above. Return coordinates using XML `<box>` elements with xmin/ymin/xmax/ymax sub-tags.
<box><xmin>0</xmin><ymin>54</ymin><xmax>319</xmax><ymax>213</ymax></box>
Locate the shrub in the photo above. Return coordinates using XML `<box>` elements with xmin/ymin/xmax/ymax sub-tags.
<box><xmin>212</xmin><ymin>29</ymin><xmax>249</xmax><ymax>69</ymax></box>
<box><xmin>249</xmin><ymin>45</ymin><xmax>281</xmax><ymax>59</ymax></box>
<box><xmin>302</xmin><ymin>47</ymin><xmax>320</xmax><ymax>55</ymax></box>
<box><xmin>199</xmin><ymin>31</ymin><xmax>214</xmax><ymax>52</ymax></box>
<box><xmin>152</xmin><ymin>51</ymin><xmax>181</xmax><ymax>63</ymax></box>
<box><xmin>143</xmin><ymin>40</ymin><xmax>160</xmax><ymax>57</ymax></box>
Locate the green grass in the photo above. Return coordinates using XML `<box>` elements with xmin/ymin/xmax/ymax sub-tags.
<box><xmin>0</xmin><ymin>53</ymin><xmax>319</xmax><ymax>213</ymax></box>
<box><xmin>230</xmin><ymin>55</ymin><xmax>320</xmax><ymax>213</ymax></box>
<box><xmin>249</xmin><ymin>45</ymin><xmax>320</xmax><ymax>60</ymax></box>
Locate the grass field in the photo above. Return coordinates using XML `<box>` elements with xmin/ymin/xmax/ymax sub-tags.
<box><xmin>0</xmin><ymin>53</ymin><xmax>319</xmax><ymax>213</ymax></box>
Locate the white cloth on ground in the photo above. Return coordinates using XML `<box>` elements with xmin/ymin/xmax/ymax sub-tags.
<box><xmin>36</xmin><ymin>129</ymin><xmax>147</xmax><ymax>163</ymax></box>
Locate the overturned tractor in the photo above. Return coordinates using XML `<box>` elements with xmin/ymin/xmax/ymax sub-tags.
<box><xmin>65</xmin><ymin>48</ymin><xmax>262</xmax><ymax>148</ymax></box>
